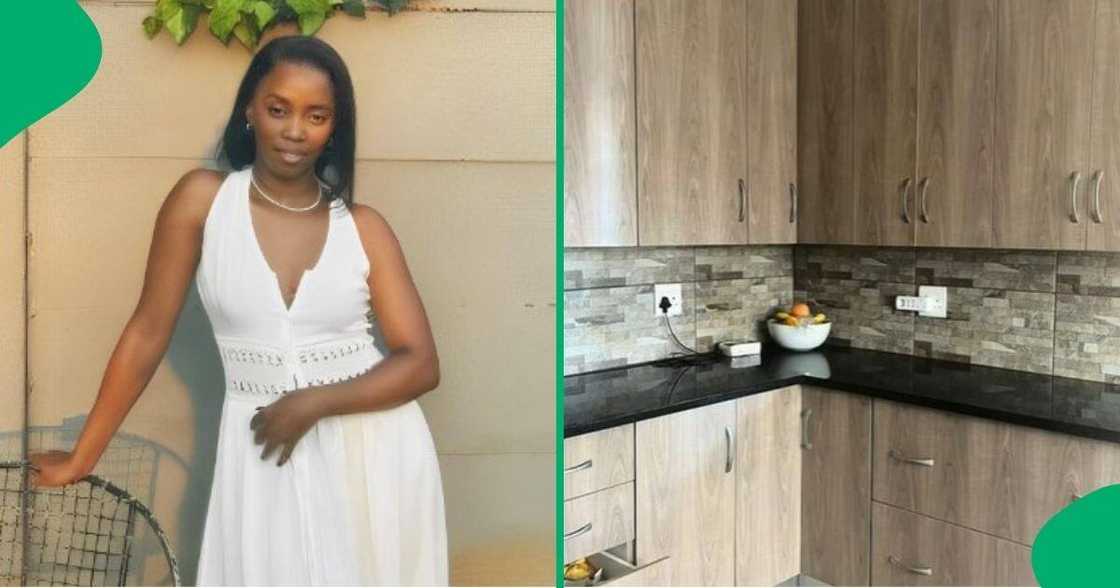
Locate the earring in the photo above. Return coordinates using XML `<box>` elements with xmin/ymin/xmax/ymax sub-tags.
<box><xmin>245</xmin><ymin>121</ymin><xmax>253</xmax><ymax>132</ymax></box>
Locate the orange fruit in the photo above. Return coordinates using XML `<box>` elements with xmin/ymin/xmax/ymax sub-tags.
<box><xmin>790</xmin><ymin>303</ymin><xmax>811</xmax><ymax>318</ymax></box>
<box><xmin>782</xmin><ymin>316</ymin><xmax>799</xmax><ymax>326</ymax></box>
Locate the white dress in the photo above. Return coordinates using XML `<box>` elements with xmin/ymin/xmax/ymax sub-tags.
<box><xmin>193</xmin><ymin>167</ymin><xmax>448</xmax><ymax>586</ymax></box>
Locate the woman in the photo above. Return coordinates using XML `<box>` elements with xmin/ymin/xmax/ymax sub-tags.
<box><xmin>28</xmin><ymin>35</ymin><xmax>449</xmax><ymax>585</ymax></box>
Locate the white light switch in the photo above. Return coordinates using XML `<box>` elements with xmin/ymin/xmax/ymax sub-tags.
<box><xmin>918</xmin><ymin>285</ymin><xmax>948</xmax><ymax>318</ymax></box>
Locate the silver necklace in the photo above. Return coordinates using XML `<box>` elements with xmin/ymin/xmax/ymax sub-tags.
<box><xmin>249</xmin><ymin>168</ymin><xmax>326</xmax><ymax>213</ymax></box>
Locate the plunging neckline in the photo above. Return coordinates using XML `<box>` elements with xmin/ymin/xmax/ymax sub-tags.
<box><xmin>244</xmin><ymin>174</ymin><xmax>336</xmax><ymax>315</ymax></box>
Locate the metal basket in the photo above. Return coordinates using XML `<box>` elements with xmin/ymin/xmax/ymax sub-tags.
<box><xmin>0</xmin><ymin>461</ymin><xmax>180</xmax><ymax>586</ymax></box>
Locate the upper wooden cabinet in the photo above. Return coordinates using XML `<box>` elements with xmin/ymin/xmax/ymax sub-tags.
<box><xmin>747</xmin><ymin>0</ymin><xmax>799</xmax><ymax>245</ymax></box>
<box><xmin>798</xmin><ymin>0</ymin><xmax>857</xmax><ymax>244</ymax></box>
<box><xmin>1089</xmin><ymin>0</ymin><xmax>1120</xmax><ymax>250</ymax></box>
<box><xmin>993</xmin><ymin>0</ymin><xmax>1095</xmax><ymax>250</ymax></box>
<box><xmin>563</xmin><ymin>0</ymin><xmax>638</xmax><ymax>247</ymax></box>
<box><xmin>916</xmin><ymin>0</ymin><xmax>996</xmax><ymax>248</ymax></box>
<box><xmin>852</xmin><ymin>0</ymin><xmax>918</xmax><ymax>247</ymax></box>
<box><xmin>635</xmin><ymin>0</ymin><xmax>750</xmax><ymax>246</ymax></box>
<box><xmin>800</xmin><ymin>0</ymin><xmax>997</xmax><ymax>247</ymax></box>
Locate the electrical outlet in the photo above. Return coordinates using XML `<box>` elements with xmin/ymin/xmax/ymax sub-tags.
<box><xmin>654</xmin><ymin>283</ymin><xmax>683</xmax><ymax>317</ymax></box>
<box><xmin>918</xmin><ymin>285</ymin><xmax>948</xmax><ymax>318</ymax></box>
<box><xmin>894</xmin><ymin>287</ymin><xmax>949</xmax><ymax>318</ymax></box>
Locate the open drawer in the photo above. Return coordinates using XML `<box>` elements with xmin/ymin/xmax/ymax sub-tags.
<box><xmin>565</xmin><ymin>551</ymin><xmax>671</xmax><ymax>586</ymax></box>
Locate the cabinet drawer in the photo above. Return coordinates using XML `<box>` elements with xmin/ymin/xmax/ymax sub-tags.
<box><xmin>873</xmin><ymin>399</ymin><xmax>1120</xmax><ymax>544</ymax></box>
<box><xmin>564</xmin><ymin>552</ymin><xmax>671</xmax><ymax>587</ymax></box>
<box><xmin>871</xmin><ymin>502</ymin><xmax>1036</xmax><ymax>586</ymax></box>
<box><xmin>565</xmin><ymin>424</ymin><xmax>635</xmax><ymax>500</ymax></box>
<box><xmin>564</xmin><ymin>482</ymin><xmax>635</xmax><ymax>564</ymax></box>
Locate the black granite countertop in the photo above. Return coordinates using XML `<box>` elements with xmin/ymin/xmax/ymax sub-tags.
<box><xmin>564</xmin><ymin>346</ymin><xmax>1120</xmax><ymax>443</ymax></box>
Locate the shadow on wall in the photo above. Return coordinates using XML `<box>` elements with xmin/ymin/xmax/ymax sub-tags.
<box><xmin>5</xmin><ymin>274</ymin><xmax>227</xmax><ymax>586</ymax></box>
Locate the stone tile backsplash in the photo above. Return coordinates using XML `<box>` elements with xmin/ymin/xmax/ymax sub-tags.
<box><xmin>564</xmin><ymin>246</ymin><xmax>792</xmax><ymax>375</ymax></box>
<box><xmin>565</xmin><ymin>243</ymin><xmax>1120</xmax><ymax>383</ymax></box>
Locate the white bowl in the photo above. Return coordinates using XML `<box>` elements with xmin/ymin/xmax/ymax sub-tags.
<box><xmin>767</xmin><ymin>319</ymin><xmax>831</xmax><ymax>351</ymax></box>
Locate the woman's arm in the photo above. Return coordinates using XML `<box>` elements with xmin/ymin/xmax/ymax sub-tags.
<box><xmin>30</xmin><ymin>168</ymin><xmax>224</xmax><ymax>487</ymax></box>
<box><xmin>252</xmin><ymin>204</ymin><xmax>440</xmax><ymax>466</ymax></box>
<box><xmin>313</xmin><ymin>204</ymin><xmax>441</xmax><ymax>414</ymax></box>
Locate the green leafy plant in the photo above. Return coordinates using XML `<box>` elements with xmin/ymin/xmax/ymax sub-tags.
<box><xmin>143</xmin><ymin>0</ymin><xmax>410</xmax><ymax>49</ymax></box>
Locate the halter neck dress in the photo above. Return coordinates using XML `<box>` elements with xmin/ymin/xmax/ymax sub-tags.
<box><xmin>193</xmin><ymin>167</ymin><xmax>448</xmax><ymax>585</ymax></box>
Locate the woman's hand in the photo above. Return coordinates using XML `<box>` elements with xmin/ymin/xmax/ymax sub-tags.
<box><xmin>250</xmin><ymin>389</ymin><xmax>325</xmax><ymax>466</ymax></box>
<box><xmin>27</xmin><ymin>450</ymin><xmax>86</xmax><ymax>488</ymax></box>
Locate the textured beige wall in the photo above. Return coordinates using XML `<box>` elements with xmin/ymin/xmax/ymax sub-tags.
<box><xmin>19</xmin><ymin>1</ymin><xmax>555</xmax><ymax>585</ymax></box>
<box><xmin>0</xmin><ymin>135</ymin><xmax>26</xmax><ymax>447</ymax></box>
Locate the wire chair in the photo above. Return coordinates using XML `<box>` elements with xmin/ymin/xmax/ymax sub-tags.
<box><xmin>0</xmin><ymin>461</ymin><xmax>180</xmax><ymax>586</ymax></box>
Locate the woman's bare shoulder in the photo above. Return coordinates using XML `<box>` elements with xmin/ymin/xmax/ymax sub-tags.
<box><xmin>349</xmin><ymin>203</ymin><xmax>399</xmax><ymax>247</ymax></box>
<box><xmin>163</xmin><ymin>168</ymin><xmax>229</xmax><ymax>228</ymax></box>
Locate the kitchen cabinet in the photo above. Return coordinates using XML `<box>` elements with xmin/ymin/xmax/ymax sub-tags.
<box><xmin>746</xmin><ymin>0</ymin><xmax>798</xmax><ymax>245</ymax></box>
<box><xmin>563</xmin><ymin>423</ymin><xmax>634</xmax><ymax>501</ymax></box>
<box><xmin>1088</xmin><ymin>0</ymin><xmax>1120</xmax><ymax>250</ymax></box>
<box><xmin>563</xmin><ymin>0</ymin><xmax>638</xmax><ymax>247</ymax></box>
<box><xmin>873</xmin><ymin>398</ymin><xmax>1120</xmax><ymax>547</ymax></box>
<box><xmin>635</xmin><ymin>0</ymin><xmax>749</xmax><ymax>246</ymax></box>
<box><xmin>852</xmin><ymin>0</ymin><xmax>919</xmax><ymax>246</ymax></box>
<box><xmin>871</xmin><ymin>502</ymin><xmax>1036</xmax><ymax>586</ymax></box>
<box><xmin>800</xmin><ymin>386</ymin><xmax>872</xmax><ymax>587</ymax></box>
<box><xmin>993</xmin><ymin>0</ymin><xmax>1095</xmax><ymax>250</ymax></box>
<box><xmin>800</xmin><ymin>0</ymin><xmax>998</xmax><ymax>248</ymax></box>
<box><xmin>635</xmin><ymin>398</ymin><xmax>737</xmax><ymax>585</ymax></box>
<box><xmin>915</xmin><ymin>0</ymin><xmax>996</xmax><ymax>247</ymax></box>
<box><xmin>563</xmin><ymin>482</ymin><xmax>637</xmax><ymax>565</ymax></box>
<box><xmin>735</xmin><ymin>387</ymin><xmax>802</xmax><ymax>586</ymax></box>
<box><xmin>635</xmin><ymin>0</ymin><xmax>798</xmax><ymax>246</ymax></box>
<box><xmin>797</xmin><ymin>0</ymin><xmax>856</xmax><ymax>244</ymax></box>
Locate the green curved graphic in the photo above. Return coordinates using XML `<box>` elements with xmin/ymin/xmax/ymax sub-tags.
<box><xmin>0</xmin><ymin>2</ymin><xmax>102</xmax><ymax>148</ymax></box>
<box><xmin>1032</xmin><ymin>483</ymin><xmax>1120</xmax><ymax>587</ymax></box>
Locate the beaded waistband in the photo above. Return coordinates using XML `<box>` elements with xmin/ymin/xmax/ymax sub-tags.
<box><xmin>216</xmin><ymin>334</ymin><xmax>383</xmax><ymax>397</ymax></box>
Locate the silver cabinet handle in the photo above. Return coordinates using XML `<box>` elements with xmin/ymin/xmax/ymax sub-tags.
<box><xmin>919</xmin><ymin>177</ymin><xmax>931</xmax><ymax>223</ymax></box>
<box><xmin>888</xmin><ymin>448</ymin><xmax>935</xmax><ymax>467</ymax></box>
<box><xmin>1070</xmin><ymin>170</ymin><xmax>1083</xmax><ymax>223</ymax></box>
<box><xmin>900</xmin><ymin>177</ymin><xmax>913</xmax><ymax>223</ymax></box>
<box><xmin>738</xmin><ymin>178</ymin><xmax>746</xmax><ymax>222</ymax></box>
<box><xmin>801</xmin><ymin>408</ymin><xmax>813</xmax><ymax>449</ymax></box>
<box><xmin>789</xmin><ymin>182</ymin><xmax>798</xmax><ymax>223</ymax></box>
<box><xmin>564</xmin><ymin>459</ymin><xmax>593</xmax><ymax>475</ymax></box>
<box><xmin>1092</xmin><ymin>169</ymin><xmax>1105</xmax><ymax>223</ymax></box>
<box><xmin>725</xmin><ymin>426</ymin><xmax>734</xmax><ymax>473</ymax></box>
<box><xmin>564</xmin><ymin>522</ymin><xmax>593</xmax><ymax>540</ymax></box>
<box><xmin>888</xmin><ymin>555</ymin><xmax>933</xmax><ymax>576</ymax></box>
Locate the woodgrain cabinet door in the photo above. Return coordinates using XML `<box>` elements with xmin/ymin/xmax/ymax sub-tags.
<box><xmin>563</xmin><ymin>0</ymin><xmax>638</xmax><ymax>247</ymax></box>
<box><xmin>1088</xmin><ymin>0</ymin><xmax>1120</xmax><ymax>250</ymax></box>
<box><xmin>746</xmin><ymin>0</ymin><xmax>798</xmax><ymax>245</ymax></box>
<box><xmin>797</xmin><ymin>0</ymin><xmax>857</xmax><ymax>245</ymax></box>
<box><xmin>873</xmin><ymin>398</ymin><xmax>1120</xmax><ymax>546</ymax></box>
<box><xmin>993</xmin><ymin>0</ymin><xmax>1094</xmax><ymax>250</ymax></box>
<box><xmin>735</xmin><ymin>387</ymin><xmax>802</xmax><ymax>587</ymax></box>
<box><xmin>915</xmin><ymin>0</ymin><xmax>997</xmax><ymax>247</ymax></box>
<box><xmin>852</xmin><ymin>0</ymin><xmax>919</xmax><ymax>246</ymax></box>
<box><xmin>801</xmin><ymin>386</ymin><xmax>873</xmax><ymax>587</ymax></box>
<box><xmin>635</xmin><ymin>399</ymin><xmax>736</xmax><ymax>585</ymax></box>
<box><xmin>871</xmin><ymin>502</ymin><xmax>1037</xmax><ymax>586</ymax></box>
<box><xmin>636</xmin><ymin>0</ymin><xmax>749</xmax><ymax>246</ymax></box>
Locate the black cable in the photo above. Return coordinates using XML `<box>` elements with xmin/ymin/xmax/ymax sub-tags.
<box><xmin>661</xmin><ymin>310</ymin><xmax>697</xmax><ymax>355</ymax></box>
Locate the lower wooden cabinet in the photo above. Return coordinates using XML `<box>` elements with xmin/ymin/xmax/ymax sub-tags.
<box><xmin>801</xmin><ymin>386</ymin><xmax>873</xmax><ymax>586</ymax></box>
<box><xmin>635</xmin><ymin>399</ymin><xmax>737</xmax><ymax>585</ymax></box>
<box><xmin>736</xmin><ymin>386</ymin><xmax>802</xmax><ymax>586</ymax></box>
<box><xmin>563</xmin><ymin>482</ymin><xmax>636</xmax><ymax>564</ymax></box>
<box><xmin>871</xmin><ymin>502</ymin><xmax>1036</xmax><ymax>586</ymax></box>
<box><xmin>873</xmin><ymin>398</ymin><xmax>1120</xmax><ymax>545</ymax></box>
